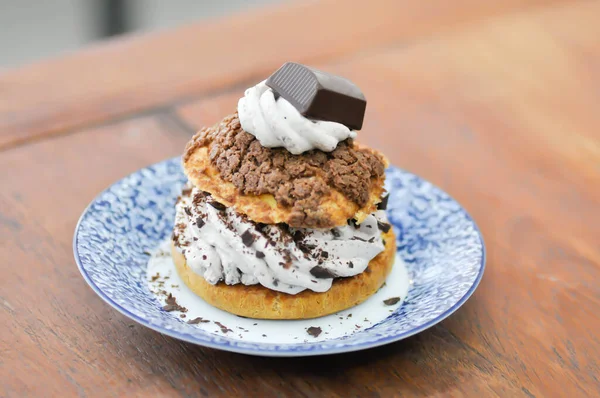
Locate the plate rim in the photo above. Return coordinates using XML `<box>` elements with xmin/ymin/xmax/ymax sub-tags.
<box><xmin>73</xmin><ymin>157</ymin><xmax>486</xmax><ymax>357</ymax></box>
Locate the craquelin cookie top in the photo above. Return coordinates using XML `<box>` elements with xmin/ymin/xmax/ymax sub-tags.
<box><xmin>183</xmin><ymin>113</ymin><xmax>387</xmax><ymax>229</ymax></box>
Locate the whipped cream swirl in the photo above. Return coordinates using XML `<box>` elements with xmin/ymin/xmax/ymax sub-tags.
<box><xmin>237</xmin><ymin>81</ymin><xmax>357</xmax><ymax>155</ymax></box>
<box><xmin>173</xmin><ymin>185</ymin><xmax>389</xmax><ymax>295</ymax></box>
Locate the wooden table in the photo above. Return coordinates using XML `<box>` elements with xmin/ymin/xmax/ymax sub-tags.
<box><xmin>2</xmin><ymin>0</ymin><xmax>599</xmax><ymax>396</ymax></box>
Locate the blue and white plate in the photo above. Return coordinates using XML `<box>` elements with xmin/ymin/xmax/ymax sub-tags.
<box><xmin>74</xmin><ymin>157</ymin><xmax>485</xmax><ymax>357</ymax></box>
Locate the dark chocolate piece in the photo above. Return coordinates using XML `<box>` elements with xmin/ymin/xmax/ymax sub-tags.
<box><xmin>383</xmin><ymin>297</ymin><xmax>401</xmax><ymax>306</ymax></box>
<box><xmin>377</xmin><ymin>221</ymin><xmax>391</xmax><ymax>233</ymax></box>
<box><xmin>208</xmin><ymin>200</ymin><xmax>227</xmax><ymax>211</ymax></box>
<box><xmin>196</xmin><ymin>216</ymin><xmax>205</xmax><ymax>228</ymax></box>
<box><xmin>306</xmin><ymin>326</ymin><xmax>322</xmax><ymax>337</ymax></box>
<box><xmin>255</xmin><ymin>251</ymin><xmax>265</xmax><ymax>259</ymax></box>
<box><xmin>310</xmin><ymin>266</ymin><xmax>337</xmax><ymax>279</ymax></box>
<box><xmin>377</xmin><ymin>194</ymin><xmax>389</xmax><ymax>210</ymax></box>
<box><xmin>241</xmin><ymin>230</ymin><xmax>255</xmax><ymax>247</ymax></box>
<box><xmin>266</xmin><ymin>62</ymin><xmax>366</xmax><ymax>130</ymax></box>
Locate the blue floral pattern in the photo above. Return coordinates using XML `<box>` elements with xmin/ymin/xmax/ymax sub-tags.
<box><xmin>74</xmin><ymin>158</ymin><xmax>485</xmax><ymax>356</ymax></box>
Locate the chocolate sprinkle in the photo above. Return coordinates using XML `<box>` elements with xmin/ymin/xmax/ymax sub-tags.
<box><xmin>310</xmin><ymin>266</ymin><xmax>337</xmax><ymax>279</ymax></box>
<box><xmin>241</xmin><ymin>230</ymin><xmax>255</xmax><ymax>247</ymax></box>
<box><xmin>383</xmin><ymin>297</ymin><xmax>401</xmax><ymax>306</ymax></box>
<box><xmin>306</xmin><ymin>326</ymin><xmax>322</xmax><ymax>338</ymax></box>
<box><xmin>377</xmin><ymin>221</ymin><xmax>391</xmax><ymax>233</ymax></box>
<box><xmin>377</xmin><ymin>194</ymin><xmax>389</xmax><ymax>210</ymax></box>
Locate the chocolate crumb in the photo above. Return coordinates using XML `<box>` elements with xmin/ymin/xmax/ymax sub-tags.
<box><xmin>150</xmin><ymin>273</ymin><xmax>160</xmax><ymax>282</ymax></box>
<box><xmin>355</xmin><ymin>325</ymin><xmax>361</xmax><ymax>329</ymax></box>
<box><xmin>196</xmin><ymin>216</ymin><xmax>205</xmax><ymax>228</ymax></box>
<box><xmin>163</xmin><ymin>294</ymin><xmax>187</xmax><ymax>312</ymax></box>
<box><xmin>377</xmin><ymin>194</ymin><xmax>389</xmax><ymax>210</ymax></box>
<box><xmin>193</xmin><ymin>237</ymin><xmax>198</xmax><ymax>241</ymax></box>
<box><xmin>347</xmin><ymin>314</ymin><xmax>353</xmax><ymax>318</ymax></box>
<box><xmin>262</xmin><ymin>334</ymin><xmax>267</xmax><ymax>337</ymax></box>
<box><xmin>255</xmin><ymin>251</ymin><xmax>265</xmax><ymax>259</ymax></box>
<box><xmin>348</xmin><ymin>219</ymin><xmax>359</xmax><ymax>228</ymax></box>
<box><xmin>348</xmin><ymin>261</ymin><xmax>354</xmax><ymax>268</ymax></box>
<box><xmin>184</xmin><ymin>207</ymin><xmax>192</xmax><ymax>216</ymax></box>
<box><xmin>331</xmin><ymin>229</ymin><xmax>341</xmax><ymax>238</ymax></box>
<box><xmin>241</xmin><ymin>230</ymin><xmax>255</xmax><ymax>247</ymax></box>
<box><xmin>180</xmin><ymin>314</ymin><xmax>186</xmax><ymax>318</ymax></box>
<box><xmin>320</xmin><ymin>251</ymin><xmax>329</xmax><ymax>259</ymax></box>
<box><xmin>352</xmin><ymin>236</ymin><xmax>367</xmax><ymax>242</ymax></box>
<box><xmin>282</xmin><ymin>251</ymin><xmax>293</xmax><ymax>269</ymax></box>
<box><xmin>214</xmin><ymin>321</ymin><xmax>232</xmax><ymax>333</ymax></box>
<box><xmin>182</xmin><ymin>186</ymin><xmax>193</xmax><ymax>197</ymax></box>
<box><xmin>143</xmin><ymin>250</ymin><xmax>152</xmax><ymax>256</ymax></box>
<box><xmin>202</xmin><ymin>255</ymin><xmax>207</xmax><ymax>260</ymax></box>
<box><xmin>187</xmin><ymin>317</ymin><xmax>210</xmax><ymax>324</ymax></box>
<box><xmin>383</xmin><ymin>297</ymin><xmax>401</xmax><ymax>306</ymax></box>
<box><xmin>253</xmin><ymin>323</ymin><xmax>258</xmax><ymax>326</ymax></box>
<box><xmin>306</xmin><ymin>326</ymin><xmax>322</xmax><ymax>337</ymax></box>
<box><xmin>310</xmin><ymin>266</ymin><xmax>337</xmax><ymax>279</ymax></box>
<box><xmin>377</xmin><ymin>221</ymin><xmax>391</xmax><ymax>233</ymax></box>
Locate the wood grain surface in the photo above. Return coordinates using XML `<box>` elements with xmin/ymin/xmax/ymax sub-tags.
<box><xmin>1</xmin><ymin>0</ymin><xmax>600</xmax><ymax>396</ymax></box>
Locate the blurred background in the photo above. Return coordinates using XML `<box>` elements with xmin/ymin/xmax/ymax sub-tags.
<box><xmin>0</xmin><ymin>0</ymin><xmax>282</xmax><ymax>68</ymax></box>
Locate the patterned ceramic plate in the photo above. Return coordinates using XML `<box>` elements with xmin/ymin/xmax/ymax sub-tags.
<box><xmin>74</xmin><ymin>157</ymin><xmax>485</xmax><ymax>357</ymax></box>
